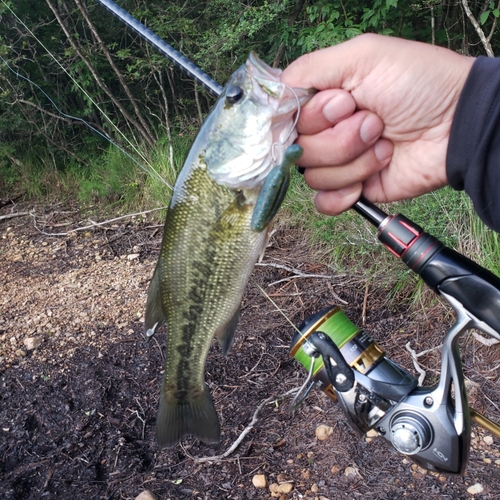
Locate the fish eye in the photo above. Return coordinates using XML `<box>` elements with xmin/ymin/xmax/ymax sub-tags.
<box><xmin>225</xmin><ymin>85</ymin><xmax>244</xmax><ymax>105</ymax></box>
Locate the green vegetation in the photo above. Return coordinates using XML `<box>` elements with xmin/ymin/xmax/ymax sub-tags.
<box><xmin>284</xmin><ymin>172</ymin><xmax>500</xmax><ymax>292</ymax></box>
<box><xmin>1</xmin><ymin>0</ymin><xmax>500</xmax><ymax>295</ymax></box>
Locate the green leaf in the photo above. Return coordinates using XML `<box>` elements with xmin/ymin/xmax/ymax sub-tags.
<box><xmin>480</xmin><ymin>10</ymin><xmax>490</xmax><ymax>25</ymax></box>
<box><xmin>494</xmin><ymin>8</ymin><xmax>500</xmax><ymax>17</ymax></box>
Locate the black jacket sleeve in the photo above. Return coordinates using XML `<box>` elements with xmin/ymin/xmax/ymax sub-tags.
<box><xmin>446</xmin><ymin>56</ymin><xmax>500</xmax><ymax>232</ymax></box>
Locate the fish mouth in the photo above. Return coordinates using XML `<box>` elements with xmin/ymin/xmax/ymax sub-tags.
<box><xmin>247</xmin><ymin>52</ymin><xmax>285</xmax><ymax>100</ymax></box>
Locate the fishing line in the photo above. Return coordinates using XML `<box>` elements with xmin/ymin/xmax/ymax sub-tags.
<box><xmin>270</xmin><ymin>85</ymin><xmax>302</xmax><ymax>164</ymax></box>
<box><xmin>0</xmin><ymin>54</ymin><xmax>170</xmax><ymax>187</ymax></box>
<box><xmin>0</xmin><ymin>0</ymin><xmax>171</xmax><ymax>189</ymax></box>
<box><xmin>254</xmin><ymin>282</ymin><xmax>314</xmax><ymax>350</ymax></box>
<box><xmin>254</xmin><ymin>281</ymin><xmax>320</xmax><ymax>407</ymax></box>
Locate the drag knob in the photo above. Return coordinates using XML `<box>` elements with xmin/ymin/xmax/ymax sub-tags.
<box><xmin>389</xmin><ymin>413</ymin><xmax>432</xmax><ymax>455</ymax></box>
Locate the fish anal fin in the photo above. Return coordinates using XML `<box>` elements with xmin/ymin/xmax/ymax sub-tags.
<box><xmin>144</xmin><ymin>265</ymin><xmax>167</xmax><ymax>336</ymax></box>
<box><xmin>156</xmin><ymin>384</ymin><xmax>220</xmax><ymax>449</ymax></box>
<box><xmin>215</xmin><ymin>307</ymin><xmax>240</xmax><ymax>356</ymax></box>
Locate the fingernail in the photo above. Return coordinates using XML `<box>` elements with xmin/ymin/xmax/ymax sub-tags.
<box><xmin>360</xmin><ymin>114</ymin><xmax>383</xmax><ymax>144</ymax></box>
<box><xmin>374</xmin><ymin>140</ymin><xmax>393</xmax><ymax>162</ymax></box>
<box><xmin>323</xmin><ymin>94</ymin><xmax>354</xmax><ymax>123</ymax></box>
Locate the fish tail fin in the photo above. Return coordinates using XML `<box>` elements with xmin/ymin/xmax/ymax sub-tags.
<box><xmin>156</xmin><ymin>385</ymin><xmax>221</xmax><ymax>448</ymax></box>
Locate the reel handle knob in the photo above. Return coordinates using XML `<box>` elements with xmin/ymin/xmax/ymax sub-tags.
<box><xmin>308</xmin><ymin>331</ymin><xmax>355</xmax><ymax>392</ymax></box>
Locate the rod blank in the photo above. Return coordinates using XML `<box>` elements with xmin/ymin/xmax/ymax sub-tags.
<box><xmin>94</xmin><ymin>0</ymin><xmax>223</xmax><ymax>97</ymax></box>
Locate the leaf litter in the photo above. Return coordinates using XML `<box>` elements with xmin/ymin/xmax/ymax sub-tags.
<box><xmin>2</xmin><ymin>203</ymin><xmax>500</xmax><ymax>499</ymax></box>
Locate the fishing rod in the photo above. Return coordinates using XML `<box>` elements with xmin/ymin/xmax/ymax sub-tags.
<box><xmin>94</xmin><ymin>0</ymin><xmax>222</xmax><ymax>97</ymax></box>
<box><xmin>95</xmin><ymin>0</ymin><xmax>500</xmax><ymax>475</ymax></box>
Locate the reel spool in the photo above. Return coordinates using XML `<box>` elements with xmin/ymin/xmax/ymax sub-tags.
<box><xmin>290</xmin><ymin>305</ymin><xmax>417</xmax><ymax>409</ymax></box>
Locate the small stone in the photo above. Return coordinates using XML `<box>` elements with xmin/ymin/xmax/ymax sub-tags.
<box><xmin>438</xmin><ymin>475</ymin><xmax>447</xmax><ymax>482</ymax></box>
<box><xmin>483</xmin><ymin>457</ymin><xmax>492</xmax><ymax>464</ymax></box>
<box><xmin>301</xmin><ymin>469</ymin><xmax>311</xmax><ymax>480</ymax></box>
<box><xmin>24</xmin><ymin>337</ymin><xmax>42</xmax><ymax>350</ymax></box>
<box><xmin>127</xmin><ymin>253</ymin><xmax>140</xmax><ymax>260</ymax></box>
<box><xmin>277</xmin><ymin>483</ymin><xmax>293</xmax><ymax>493</ymax></box>
<box><xmin>135</xmin><ymin>491</ymin><xmax>157</xmax><ymax>500</ymax></box>
<box><xmin>315</xmin><ymin>424</ymin><xmax>334</xmax><ymax>441</ymax></box>
<box><xmin>467</xmin><ymin>483</ymin><xmax>484</xmax><ymax>495</ymax></box>
<box><xmin>269</xmin><ymin>483</ymin><xmax>280</xmax><ymax>493</ymax></box>
<box><xmin>344</xmin><ymin>466</ymin><xmax>359</xmax><ymax>478</ymax></box>
<box><xmin>252</xmin><ymin>474</ymin><xmax>267</xmax><ymax>488</ymax></box>
<box><xmin>331</xmin><ymin>465</ymin><xmax>341</xmax><ymax>475</ymax></box>
<box><xmin>15</xmin><ymin>349</ymin><xmax>26</xmax><ymax>357</ymax></box>
<box><xmin>311</xmin><ymin>483</ymin><xmax>319</xmax><ymax>493</ymax></box>
<box><xmin>483</xmin><ymin>435</ymin><xmax>494</xmax><ymax>446</ymax></box>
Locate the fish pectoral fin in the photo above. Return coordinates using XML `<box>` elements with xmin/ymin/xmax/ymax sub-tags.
<box><xmin>144</xmin><ymin>265</ymin><xmax>167</xmax><ymax>337</ymax></box>
<box><xmin>156</xmin><ymin>385</ymin><xmax>221</xmax><ymax>449</ymax></box>
<box><xmin>251</xmin><ymin>144</ymin><xmax>303</xmax><ymax>232</ymax></box>
<box><xmin>215</xmin><ymin>307</ymin><xmax>240</xmax><ymax>356</ymax></box>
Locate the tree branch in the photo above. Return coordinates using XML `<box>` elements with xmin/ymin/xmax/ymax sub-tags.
<box><xmin>461</xmin><ymin>0</ymin><xmax>495</xmax><ymax>57</ymax></box>
<box><xmin>73</xmin><ymin>0</ymin><xmax>156</xmax><ymax>145</ymax></box>
<box><xmin>45</xmin><ymin>0</ymin><xmax>156</xmax><ymax>146</ymax></box>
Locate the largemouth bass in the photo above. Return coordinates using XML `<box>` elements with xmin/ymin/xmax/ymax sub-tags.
<box><xmin>145</xmin><ymin>52</ymin><xmax>313</xmax><ymax>448</ymax></box>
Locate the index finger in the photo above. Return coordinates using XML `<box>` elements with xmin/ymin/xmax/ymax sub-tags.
<box><xmin>296</xmin><ymin>89</ymin><xmax>356</xmax><ymax>135</ymax></box>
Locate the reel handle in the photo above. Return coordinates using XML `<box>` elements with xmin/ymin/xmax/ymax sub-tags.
<box><xmin>307</xmin><ymin>332</ymin><xmax>354</xmax><ymax>392</ymax></box>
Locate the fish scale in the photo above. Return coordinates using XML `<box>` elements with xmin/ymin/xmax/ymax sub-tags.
<box><xmin>145</xmin><ymin>52</ymin><xmax>314</xmax><ymax>448</ymax></box>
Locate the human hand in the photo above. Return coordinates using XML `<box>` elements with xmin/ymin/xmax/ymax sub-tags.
<box><xmin>282</xmin><ymin>34</ymin><xmax>475</xmax><ymax>215</ymax></box>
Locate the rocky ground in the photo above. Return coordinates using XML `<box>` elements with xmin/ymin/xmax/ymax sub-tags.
<box><xmin>2</xmin><ymin>202</ymin><xmax>500</xmax><ymax>499</ymax></box>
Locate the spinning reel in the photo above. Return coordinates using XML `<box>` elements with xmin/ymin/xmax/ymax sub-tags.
<box><xmin>290</xmin><ymin>197</ymin><xmax>500</xmax><ymax>474</ymax></box>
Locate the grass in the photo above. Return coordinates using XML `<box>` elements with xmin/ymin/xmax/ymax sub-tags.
<box><xmin>0</xmin><ymin>132</ymin><xmax>191</xmax><ymax>219</ymax></box>
<box><xmin>283</xmin><ymin>170</ymin><xmax>500</xmax><ymax>300</ymax></box>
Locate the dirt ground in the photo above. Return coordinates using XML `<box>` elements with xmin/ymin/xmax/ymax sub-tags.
<box><xmin>2</xmin><ymin>202</ymin><xmax>500</xmax><ymax>500</ymax></box>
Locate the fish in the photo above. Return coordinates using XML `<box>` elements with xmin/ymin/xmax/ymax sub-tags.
<box><xmin>144</xmin><ymin>52</ymin><xmax>314</xmax><ymax>448</ymax></box>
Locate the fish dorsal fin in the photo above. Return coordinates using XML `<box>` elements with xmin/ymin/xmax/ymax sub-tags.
<box><xmin>144</xmin><ymin>265</ymin><xmax>167</xmax><ymax>336</ymax></box>
<box><xmin>215</xmin><ymin>307</ymin><xmax>240</xmax><ymax>356</ymax></box>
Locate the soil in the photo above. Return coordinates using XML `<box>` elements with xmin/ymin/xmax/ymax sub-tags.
<box><xmin>2</xmin><ymin>202</ymin><xmax>500</xmax><ymax>500</ymax></box>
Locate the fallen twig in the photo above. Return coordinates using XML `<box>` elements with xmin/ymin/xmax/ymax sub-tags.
<box><xmin>192</xmin><ymin>387</ymin><xmax>298</xmax><ymax>464</ymax></box>
<box><xmin>256</xmin><ymin>261</ymin><xmax>338</xmax><ymax>287</ymax></box>
<box><xmin>0</xmin><ymin>211</ymin><xmax>31</xmax><ymax>221</ymax></box>
<box><xmin>362</xmin><ymin>282</ymin><xmax>369</xmax><ymax>326</ymax></box>
<box><xmin>405</xmin><ymin>342</ymin><xmax>442</xmax><ymax>385</ymax></box>
<box><xmin>472</xmin><ymin>331</ymin><xmax>500</xmax><ymax>347</ymax></box>
<box><xmin>31</xmin><ymin>206</ymin><xmax>167</xmax><ymax>236</ymax></box>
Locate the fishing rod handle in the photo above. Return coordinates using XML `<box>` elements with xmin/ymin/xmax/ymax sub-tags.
<box><xmin>354</xmin><ymin>197</ymin><xmax>500</xmax><ymax>336</ymax></box>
